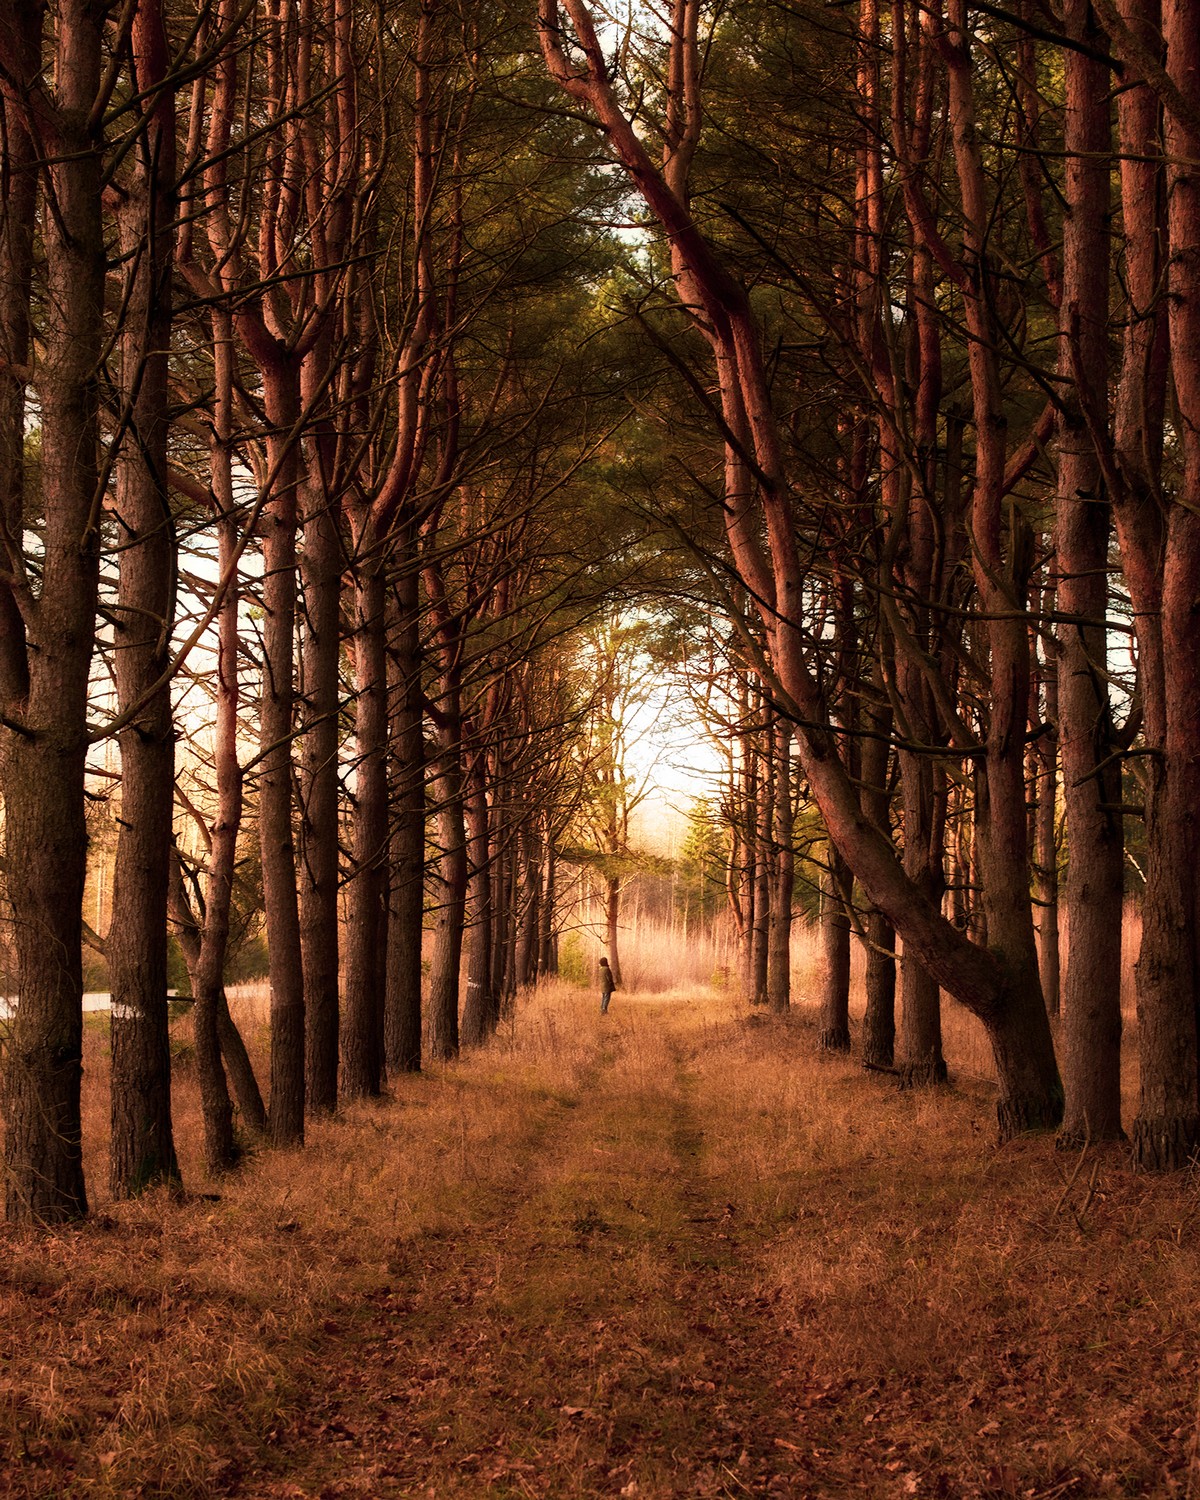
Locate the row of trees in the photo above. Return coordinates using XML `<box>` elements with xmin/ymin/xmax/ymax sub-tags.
<box><xmin>540</xmin><ymin>0</ymin><xmax>1199</xmax><ymax>1166</ymax></box>
<box><xmin>0</xmin><ymin>0</ymin><xmax>662</xmax><ymax>1224</ymax></box>
<box><xmin>6</xmin><ymin>0</ymin><xmax>1200</xmax><ymax>1224</ymax></box>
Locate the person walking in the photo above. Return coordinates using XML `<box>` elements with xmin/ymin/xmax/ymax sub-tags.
<box><xmin>598</xmin><ymin>956</ymin><xmax>616</xmax><ymax>1015</ymax></box>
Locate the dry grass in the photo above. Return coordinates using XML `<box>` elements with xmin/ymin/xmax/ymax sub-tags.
<box><xmin>1</xmin><ymin>916</ymin><xmax>1196</xmax><ymax>1499</ymax></box>
<box><xmin>610</xmin><ymin>919</ymin><xmax>733</xmax><ymax>995</ymax></box>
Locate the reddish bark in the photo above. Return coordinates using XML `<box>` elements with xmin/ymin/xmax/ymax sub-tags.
<box><xmin>1055</xmin><ymin>0</ymin><xmax>1124</xmax><ymax>1145</ymax></box>
<box><xmin>1127</xmin><ymin>0</ymin><xmax>1200</xmax><ymax>1168</ymax></box>
<box><xmin>342</xmin><ymin>560</ymin><xmax>388</xmax><ymax>1096</ymax></box>
<box><xmin>385</xmin><ymin>565</ymin><xmax>425</xmax><ymax>1076</ymax></box>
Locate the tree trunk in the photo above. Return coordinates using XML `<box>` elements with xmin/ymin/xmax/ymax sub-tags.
<box><xmin>896</xmin><ymin>681</ymin><xmax>947</xmax><ymax>1085</ymax></box>
<box><xmin>604</xmin><ymin>873</ymin><xmax>623</xmax><ymax>989</ymax></box>
<box><xmin>540</xmin><ymin>842</ymin><xmax>557</xmax><ymax>977</ymax></box>
<box><xmin>767</xmin><ymin>721</ymin><xmax>794</xmax><ymax>1012</ymax></box>
<box><xmin>342</xmin><ymin>561</ymin><xmax>388</xmax><ymax>1097</ymax></box>
<box><xmin>2</xmin><ymin>0</ymin><xmax>104</xmax><ymax>1223</ymax></box>
<box><xmin>1130</xmin><ymin>0</ymin><xmax>1200</xmax><ymax>1166</ymax></box>
<box><xmin>298</xmin><ymin>474</ymin><xmax>342</xmax><ymax>1114</ymax></box>
<box><xmin>1033</xmin><ymin>625</ymin><xmax>1060</xmax><ymax>1019</ymax></box>
<box><xmin>216</xmin><ymin>991</ymin><xmax>267</xmax><ymax>1134</ymax></box>
<box><xmin>1055</xmin><ymin>0</ymin><xmax>1124</xmax><ymax>1144</ymax></box>
<box><xmin>461</xmin><ymin>750</ymin><xmax>497</xmax><ymax>1048</ymax></box>
<box><xmin>859</xmin><ymin>705</ymin><xmax>895</xmax><ymax>1068</ymax></box>
<box><xmin>862</xmin><ymin>911</ymin><xmax>896</xmax><ymax>1070</ymax></box>
<box><xmin>751</xmin><ymin>733</ymin><xmax>771</xmax><ymax>1005</ymax></box>
<box><xmin>427</xmin><ymin>717</ymin><xmax>467</xmax><ymax>1061</ymax></box>
<box><xmin>259</xmin><ymin>362</ymin><xmax>305</xmax><ymax>1146</ymax></box>
<box><xmin>385</xmin><ymin>569</ymin><xmax>424</xmax><ymax>1075</ymax></box>
<box><xmin>108</xmin><ymin>0</ymin><xmax>181</xmax><ymax>1199</ymax></box>
<box><xmin>819</xmin><ymin>848</ymin><xmax>852</xmax><ymax>1052</ymax></box>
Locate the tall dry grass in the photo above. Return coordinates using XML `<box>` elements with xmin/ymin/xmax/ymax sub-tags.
<box><xmin>1</xmin><ymin>906</ymin><xmax>1197</xmax><ymax>1499</ymax></box>
<box><xmin>608</xmin><ymin>916</ymin><xmax>733</xmax><ymax>996</ymax></box>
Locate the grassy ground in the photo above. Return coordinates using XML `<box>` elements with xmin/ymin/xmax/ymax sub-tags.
<box><xmin>2</xmin><ymin>977</ymin><xmax>1199</xmax><ymax>1498</ymax></box>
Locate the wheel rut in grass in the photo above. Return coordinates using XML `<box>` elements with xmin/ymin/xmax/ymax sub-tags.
<box><xmin>247</xmin><ymin>1002</ymin><xmax>828</xmax><ymax>1499</ymax></box>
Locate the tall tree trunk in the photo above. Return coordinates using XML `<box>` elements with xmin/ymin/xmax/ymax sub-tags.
<box><xmin>385</xmin><ymin>567</ymin><xmax>424</xmax><ymax>1075</ymax></box>
<box><xmin>863</xmin><ymin>913</ymin><xmax>897</xmax><ymax>1070</ymax></box>
<box><xmin>517</xmin><ymin>820</ymin><xmax>539</xmax><ymax>988</ymax></box>
<box><xmin>897</xmin><ymin>723</ymin><xmax>946</xmax><ymax>1086</ymax></box>
<box><xmin>604</xmin><ymin>873</ymin><xmax>623</xmax><ymax>989</ymax></box>
<box><xmin>540</xmin><ymin>841</ymin><xmax>557</xmax><ymax>977</ymax></box>
<box><xmin>767</xmin><ymin>721</ymin><xmax>794</xmax><ymax>1012</ymax></box>
<box><xmin>183</xmin><ymin>326</ymin><xmax>246</xmax><ymax>1174</ymax></box>
<box><xmin>427</xmin><ymin>692</ymin><xmax>467</xmax><ymax>1060</ymax></box>
<box><xmin>1129</xmin><ymin>0</ymin><xmax>1200</xmax><ymax>1167</ymax></box>
<box><xmin>860</xmin><ymin>705</ymin><xmax>896</xmax><ymax>1068</ymax></box>
<box><xmin>819</xmin><ymin>848</ymin><xmax>852</xmax><ymax>1052</ymax></box>
<box><xmin>108</xmin><ymin>0</ymin><xmax>181</xmax><ymax>1198</ymax></box>
<box><xmin>2</xmin><ymin>0</ymin><xmax>103</xmax><ymax>1223</ymax></box>
<box><xmin>342</xmin><ymin>561</ymin><xmax>388</xmax><ymax>1097</ymax></box>
<box><xmin>751</xmin><ymin>732</ymin><xmax>771</xmax><ymax>1005</ymax></box>
<box><xmin>461</xmin><ymin>749</ymin><xmax>497</xmax><ymax>1047</ymax></box>
<box><xmin>1033</xmin><ymin>606</ymin><xmax>1060</xmax><ymax>1019</ymax></box>
<box><xmin>259</xmin><ymin>363</ymin><xmax>305</xmax><ymax>1146</ymax></box>
<box><xmin>1055</xmin><ymin>0</ymin><xmax>1123</xmax><ymax>1144</ymax></box>
<box><xmin>299</xmin><ymin>478</ymin><xmax>342</xmax><ymax>1114</ymax></box>
<box><xmin>735</xmin><ymin>703</ymin><xmax>757</xmax><ymax>1001</ymax></box>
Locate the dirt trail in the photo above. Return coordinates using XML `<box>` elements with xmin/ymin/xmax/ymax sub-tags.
<box><xmin>251</xmin><ymin>1004</ymin><xmax>826</xmax><ymax>1499</ymax></box>
<box><xmin>12</xmin><ymin>990</ymin><xmax>1193</xmax><ymax>1499</ymax></box>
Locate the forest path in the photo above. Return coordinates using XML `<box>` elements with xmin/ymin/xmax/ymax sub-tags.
<box><xmin>264</xmin><ymin>1000</ymin><xmax>825</xmax><ymax>1498</ymax></box>
<box><xmin>7</xmin><ymin>986</ymin><xmax>1199</xmax><ymax>1500</ymax></box>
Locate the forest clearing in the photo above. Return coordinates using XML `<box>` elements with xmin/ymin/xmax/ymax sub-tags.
<box><xmin>3</xmin><ymin>962</ymin><xmax>1199</xmax><ymax>1500</ymax></box>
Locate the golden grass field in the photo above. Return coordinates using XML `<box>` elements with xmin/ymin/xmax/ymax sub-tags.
<box><xmin>2</xmin><ymin>915</ymin><xmax>1196</xmax><ymax>1499</ymax></box>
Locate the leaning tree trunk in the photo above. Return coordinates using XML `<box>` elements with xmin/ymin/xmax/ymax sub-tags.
<box><xmin>169</xmin><ymin>861</ymin><xmax>268</xmax><ymax>1142</ymax></box>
